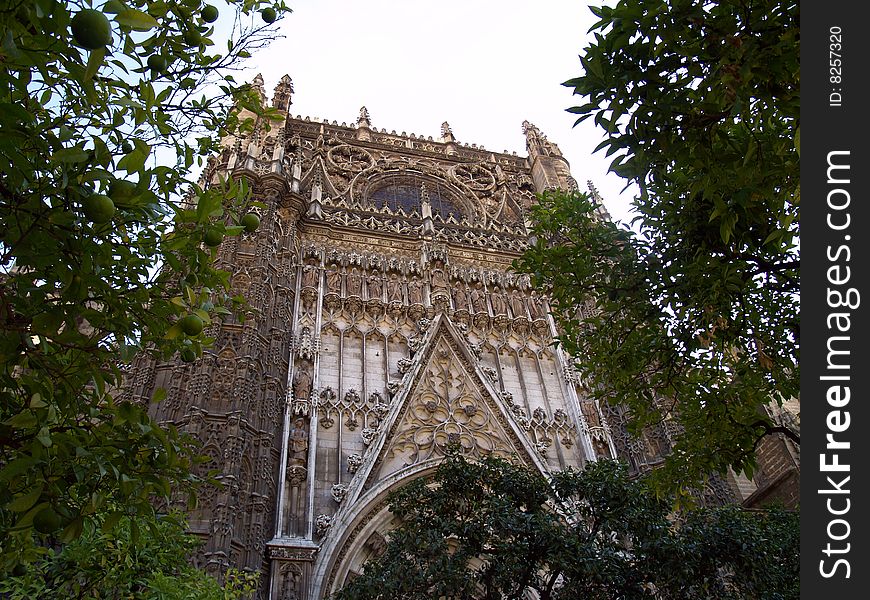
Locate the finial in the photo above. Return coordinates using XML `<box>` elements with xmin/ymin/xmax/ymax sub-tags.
<box><xmin>440</xmin><ymin>121</ymin><xmax>455</xmax><ymax>143</ymax></box>
<box><xmin>357</xmin><ymin>106</ymin><xmax>371</xmax><ymax>127</ymax></box>
<box><xmin>522</xmin><ymin>120</ymin><xmax>562</xmax><ymax>158</ymax></box>
<box><xmin>586</xmin><ymin>180</ymin><xmax>603</xmax><ymax>204</ymax></box>
<box><xmin>249</xmin><ymin>73</ymin><xmax>266</xmax><ymax>102</ymax></box>
<box><xmin>271</xmin><ymin>74</ymin><xmax>293</xmax><ymax>111</ymax></box>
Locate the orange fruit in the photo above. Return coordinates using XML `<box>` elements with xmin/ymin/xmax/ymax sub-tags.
<box><xmin>261</xmin><ymin>7</ymin><xmax>277</xmax><ymax>23</ymax></box>
<box><xmin>179</xmin><ymin>314</ymin><xmax>204</xmax><ymax>336</ymax></box>
<box><xmin>183</xmin><ymin>28</ymin><xmax>202</xmax><ymax>47</ymax></box>
<box><xmin>81</xmin><ymin>194</ymin><xmax>115</xmax><ymax>224</ymax></box>
<box><xmin>108</xmin><ymin>179</ymin><xmax>138</xmax><ymax>206</ymax></box>
<box><xmin>147</xmin><ymin>54</ymin><xmax>167</xmax><ymax>73</ymax></box>
<box><xmin>71</xmin><ymin>9</ymin><xmax>112</xmax><ymax>50</ymax></box>
<box><xmin>202</xmin><ymin>228</ymin><xmax>223</xmax><ymax>247</ymax></box>
<box><xmin>33</xmin><ymin>506</ymin><xmax>61</xmax><ymax>534</ymax></box>
<box><xmin>202</xmin><ymin>5</ymin><xmax>219</xmax><ymax>23</ymax></box>
<box><xmin>241</xmin><ymin>212</ymin><xmax>260</xmax><ymax>232</ymax></box>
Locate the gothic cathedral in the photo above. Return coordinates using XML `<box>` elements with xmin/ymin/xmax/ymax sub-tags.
<box><xmin>124</xmin><ymin>75</ymin><xmax>751</xmax><ymax>599</ymax></box>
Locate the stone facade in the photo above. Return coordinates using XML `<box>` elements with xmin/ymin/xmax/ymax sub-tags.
<box><xmin>123</xmin><ymin>75</ymin><xmax>787</xmax><ymax>599</ymax></box>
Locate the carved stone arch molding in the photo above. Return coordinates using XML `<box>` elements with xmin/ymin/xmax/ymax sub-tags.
<box><xmin>350</xmin><ymin>168</ymin><xmax>480</xmax><ymax>222</ymax></box>
<box><xmin>310</xmin><ymin>461</ymin><xmax>440</xmax><ymax>599</ymax></box>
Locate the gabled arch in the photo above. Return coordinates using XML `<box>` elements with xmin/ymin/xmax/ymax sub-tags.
<box><xmin>310</xmin><ymin>460</ymin><xmax>439</xmax><ymax>599</ymax></box>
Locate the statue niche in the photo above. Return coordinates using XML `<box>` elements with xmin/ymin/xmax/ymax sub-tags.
<box><xmin>367</xmin><ymin>270</ymin><xmax>383</xmax><ymax>302</ymax></box>
<box><xmin>288</xmin><ymin>416</ymin><xmax>310</xmax><ymax>467</ymax></box>
<box><xmin>292</xmin><ymin>363</ymin><xmax>313</xmax><ymax>415</ymax></box>
<box><xmin>386</xmin><ymin>273</ymin><xmax>403</xmax><ymax>304</ymax></box>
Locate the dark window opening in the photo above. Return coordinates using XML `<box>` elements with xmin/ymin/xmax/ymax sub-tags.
<box><xmin>368</xmin><ymin>176</ymin><xmax>461</xmax><ymax>220</ymax></box>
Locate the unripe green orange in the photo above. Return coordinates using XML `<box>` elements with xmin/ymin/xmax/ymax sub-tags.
<box><xmin>241</xmin><ymin>212</ymin><xmax>260</xmax><ymax>233</ymax></box>
<box><xmin>179</xmin><ymin>314</ymin><xmax>204</xmax><ymax>336</ymax></box>
<box><xmin>81</xmin><ymin>194</ymin><xmax>115</xmax><ymax>224</ymax></box>
<box><xmin>147</xmin><ymin>53</ymin><xmax>167</xmax><ymax>73</ymax></box>
<box><xmin>203</xmin><ymin>228</ymin><xmax>223</xmax><ymax>247</ymax></box>
<box><xmin>180</xmin><ymin>347</ymin><xmax>197</xmax><ymax>363</ymax></box>
<box><xmin>71</xmin><ymin>9</ymin><xmax>112</xmax><ymax>50</ymax></box>
<box><xmin>261</xmin><ymin>7</ymin><xmax>277</xmax><ymax>23</ymax></box>
<box><xmin>183</xmin><ymin>28</ymin><xmax>202</xmax><ymax>47</ymax></box>
<box><xmin>33</xmin><ymin>506</ymin><xmax>62</xmax><ymax>534</ymax></box>
<box><xmin>108</xmin><ymin>179</ymin><xmax>138</xmax><ymax>204</ymax></box>
<box><xmin>202</xmin><ymin>5</ymin><xmax>219</xmax><ymax>23</ymax></box>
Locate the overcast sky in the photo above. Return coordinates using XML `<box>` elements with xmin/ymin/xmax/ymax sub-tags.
<box><xmin>243</xmin><ymin>0</ymin><xmax>638</xmax><ymax>225</ymax></box>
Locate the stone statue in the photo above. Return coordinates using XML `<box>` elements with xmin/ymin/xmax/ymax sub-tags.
<box><xmin>287</xmin><ymin>416</ymin><xmax>309</xmax><ymax>466</ymax></box>
<box><xmin>386</xmin><ymin>273</ymin><xmax>403</xmax><ymax>303</ymax></box>
<box><xmin>470</xmin><ymin>284</ymin><xmax>487</xmax><ymax>314</ymax></box>
<box><xmin>489</xmin><ymin>287</ymin><xmax>507</xmax><ymax>316</ymax></box>
<box><xmin>430</xmin><ymin>267</ymin><xmax>448</xmax><ymax>293</ymax></box>
<box><xmin>509</xmin><ymin>293</ymin><xmax>526</xmax><ymax>318</ymax></box>
<box><xmin>367</xmin><ymin>271</ymin><xmax>383</xmax><ymax>300</ymax></box>
<box><xmin>346</xmin><ymin>267</ymin><xmax>362</xmax><ymax>296</ymax></box>
<box><xmin>453</xmin><ymin>287</ymin><xmax>468</xmax><ymax>312</ymax></box>
<box><xmin>528</xmin><ymin>293</ymin><xmax>545</xmax><ymax>319</ymax></box>
<box><xmin>301</xmin><ymin>263</ymin><xmax>318</xmax><ymax>289</ymax></box>
<box><xmin>326</xmin><ymin>269</ymin><xmax>341</xmax><ymax>294</ymax></box>
<box><xmin>292</xmin><ymin>365</ymin><xmax>312</xmax><ymax>401</ymax></box>
<box><xmin>407</xmin><ymin>278</ymin><xmax>423</xmax><ymax>305</ymax></box>
<box><xmin>580</xmin><ymin>400</ymin><xmax>601</xmax><ymax>428</ymax></box>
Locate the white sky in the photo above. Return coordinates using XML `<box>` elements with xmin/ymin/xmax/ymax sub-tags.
<box><xmin>241</xmin><ymin>0</ymin><xmax>639</xmax><ymax>226</ymax></box>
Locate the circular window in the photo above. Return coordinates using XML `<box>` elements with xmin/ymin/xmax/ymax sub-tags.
<box><xmin>367</xmin><ymin>175</ymin><xmax>461</xmax><ymax>220</ymax></box>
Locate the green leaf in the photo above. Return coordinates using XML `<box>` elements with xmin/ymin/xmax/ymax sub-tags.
<box><xmin>4</xmin><ymin>410</ymin><xmax>37</xmax><ymax>429</ymax></box>
<box><xmin>0</xmin><ymin>456</ymin><xmax>40</xmax><ymax>482</ymax></box>
<box><xmin>164</xmin><ymin>324</ymin><xmax>183</xmax><ymax>340</ymax></box>
<box><xmin>115</xmin><ymin>9</ymin><xmax>159</xmax><ymax>31</ymax></box>
<box><xmin>36</xmin><ymin>426</ymin><xmax>52</xmax><ymax>447</ymax></box>
<box><xmin>103</xmin><ymin>1</ymin><xmax>126</xmax><ymax>13</ymax></box>
<box><xmin>29</xmin><ymin>393</ymin><xmax>48</xmax><ymax>409</ymax></box>
<box><xmin>101</xmin><ymin>510</ymin><xmax>124</xmax><ymax>533</ymax></box>
<box><xmin>51</xmin><ymin>146</ymin><xmax>89</xmax><ymax>164</ymax></box>
<box><xmin>8</xmin><ymin>484</ymin><xmax>44</xmax><ymax>512</ymax></box>
<box><xmin>59</xmin><ymin>517</ymin><xmax>85</xmax><ymax>543</ymax></box>
<box><xmin>83</xmin><ymin>47</ymin><xmax>106</xmax><ymax>82</ymax></box>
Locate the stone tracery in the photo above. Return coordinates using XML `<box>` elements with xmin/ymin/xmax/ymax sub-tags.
<box><xmin>127</xmin><ymin>76</ymin><xmax>632</xmax><ymax>600</ymax></box>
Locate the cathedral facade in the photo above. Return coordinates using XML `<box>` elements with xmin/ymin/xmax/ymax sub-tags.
<box><xmin>125</xmin><ymin>75</ymin><xmax>734</xmax><ymax>599</ymax></box>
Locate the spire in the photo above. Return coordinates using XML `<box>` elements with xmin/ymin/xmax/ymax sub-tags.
<box><xmin>250</xmin><ymin>73</ymin><xmax>266</xmax><ymax>103</ymax></box>
<box><xmin>586</xmin><ymin>180</ymin><xmax>612</xmax><ymax>221</ymax></box>
<box><xmin>357</xmin><ymin>106</ymin><xmax>371</xmax><ymax>128</ymax></box>
<box><xmin>420</xmin><ymin>181</ymin><xmax>433</xmax><ymax>235</ymax></box>
<box><xmin>308</xmin><ymin>164</ymin><xmax>323</xmax><ymax>219</ymax></box>
<box><xmin>272</xmin><ymin>74</ymin><xmax>293</xmax><ymax>111</ymax></box>
<box><xmin>356</xmin><ymin>106</ymin><xmax>372</xmax><ymax>142</ymax></box>
<box><xmin>440</xmin><ymin>121</ymin><xmax>455</xmax><ymax>143</ymax></box>
<box><xmin>522</xmin><ymin>120</ymin><xmax>562</xmax><ymax>159</ymax></box>
<box><xmin>522</xmin><ymin>120</ymin><xmax>573</xmax><ymax>193</ymax></box>
<box><xmin>440</xmin><ymin>121</ymin><xmax>457</xmax><ymax>156</ymax></box>
<box><xmin>586</xmin><ymin>180</ymin><xmax>603</xmax><ymax>205</ymax></box>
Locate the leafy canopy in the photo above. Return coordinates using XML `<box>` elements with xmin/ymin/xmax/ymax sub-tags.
<box><xmin>515</xmin><ymin>0</ymin><xmax>799</xmax><ymax>492</ymax></box>
<box><xmin>0</xmin><ymin>0</ymin><xmax>288</xmax><ymax>574</ymax></box>
<box><xmin>335</xmin><ymin>453</ymin><xmax>799</xmax><ymax>600</ymax></box>
<box><xmin>0</xmin><ymin>510</ymin><xmax>258</xmax><ymax>599</ymax></box>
